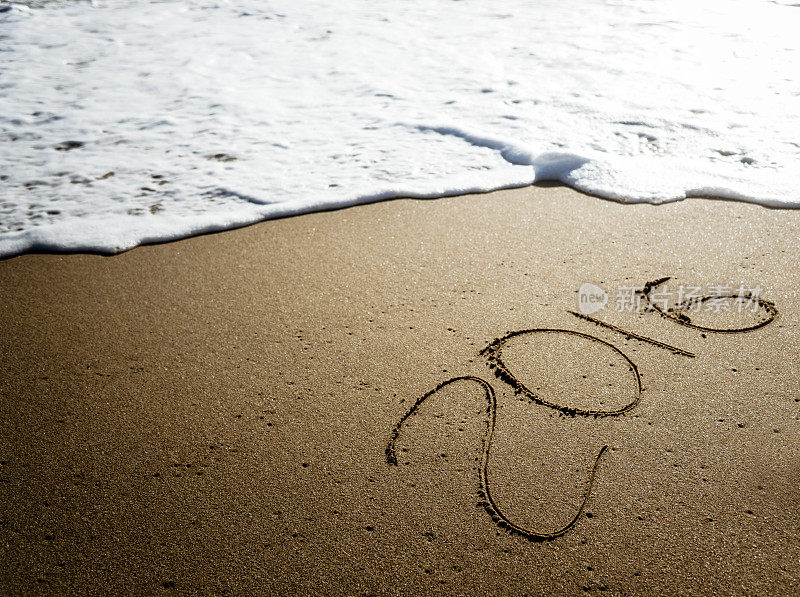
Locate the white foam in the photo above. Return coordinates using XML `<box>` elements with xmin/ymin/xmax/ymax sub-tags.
<box><xmin>1</xmin><ymin>0</ymin><xmax>799</xmax><ymax>257</ymax></box>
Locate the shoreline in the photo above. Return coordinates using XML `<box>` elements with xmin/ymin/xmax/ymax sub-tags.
<box><xmin>2</xmin><ymin>184</ymin><xmax>800</xmax><ymax>594</ymax></box>
<box><xmin>4</xmin><ymin>180</ymin><xmax>800</xmax><ymax>261</ymax></box>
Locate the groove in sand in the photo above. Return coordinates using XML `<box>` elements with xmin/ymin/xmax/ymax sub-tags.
<box><xmin>386</xmin><ymin>278</ymin><xmax>778</xmax><ymax>543</ymax></box>
<box><xmin>567</xmin><ymin>310</ymin><xmax>696</xmax><ymax>358</ymax></box>
<box><xmin>642</xmin><ymin>276</ymin><xmax>778</xmax><ymax>333</ymax></box>
<box><xmin>386</xmin><ymin>375</ymin><xmax>610</xmax><ymax>542</ymax></box>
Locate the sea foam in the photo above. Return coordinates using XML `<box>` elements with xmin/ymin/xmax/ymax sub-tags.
<box><xmin>1</xmin><ymin>0</ymin><xmax>798</xmax><ymax>257</ymax></box>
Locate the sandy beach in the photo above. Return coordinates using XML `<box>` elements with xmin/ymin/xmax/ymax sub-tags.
<box><xmin>2</xmin><ymin>184</ymin><xmax>800</xmax><ymax>594</ymax></box>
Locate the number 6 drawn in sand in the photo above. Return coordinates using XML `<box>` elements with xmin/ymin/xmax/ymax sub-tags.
<box><xmin>386</xmin><ymin>276</ymin><xmax>778</xmax><ymax>542</ymax></box>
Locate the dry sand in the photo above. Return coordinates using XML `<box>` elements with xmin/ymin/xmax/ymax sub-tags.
<box><xmin>2</xmin><ymin>185</ymin><xmax>800</xmax><ymax>594</ymax></box>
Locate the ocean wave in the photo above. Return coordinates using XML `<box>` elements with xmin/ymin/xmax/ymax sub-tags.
<box><xmin>1</xmin><ymin>0</ymin><xmax>798</xmax><ymax>257</ymax></box>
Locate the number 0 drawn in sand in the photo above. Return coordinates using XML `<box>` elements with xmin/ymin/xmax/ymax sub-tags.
<box><xmin>386</xmin><ymin>277</ymin><xmax>778</xmax><ymax>542</ymax></box>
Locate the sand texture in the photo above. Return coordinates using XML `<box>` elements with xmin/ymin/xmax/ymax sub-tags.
<box><xmin>2</xmin><ymin>185</ymin><xmax>800</xmax><ymax>594</ymax></box>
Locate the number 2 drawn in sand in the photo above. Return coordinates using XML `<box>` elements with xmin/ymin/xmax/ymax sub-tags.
<box><xmin>386</xmin><ymin>277</ymin><xmax>778</xmax><ymax>542</ymax></box>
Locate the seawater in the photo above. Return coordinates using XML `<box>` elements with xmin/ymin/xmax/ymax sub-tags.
<box><xmin>1</xmin><ymin>0</ymin><xmax>798</xmax><ymax>256</ymax></box>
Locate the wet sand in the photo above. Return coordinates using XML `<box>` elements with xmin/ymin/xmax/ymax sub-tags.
<box><xmin>2</xmin><ymin>185</ymin><xmax>800</xmax><ymax>594</ymax></box>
